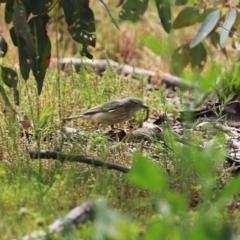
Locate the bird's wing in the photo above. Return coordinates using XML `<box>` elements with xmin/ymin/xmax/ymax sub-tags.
<box><xmin>82</xmin><ymin>100</ymin><xmax>124</xmax><ymax>115</ymax></box>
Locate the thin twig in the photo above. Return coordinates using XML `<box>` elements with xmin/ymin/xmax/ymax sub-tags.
<box><xmin>99</xmin><ymin>0</ymin><xmax>120</xmax><ymax>30</ymax></box>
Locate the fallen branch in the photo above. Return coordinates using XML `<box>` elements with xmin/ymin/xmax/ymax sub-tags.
<box><xmin>51</xmin><ymin>58</ymin><xmax>197</xmax><ymax>90</ymax></box>
<box><xmin>21</xmin><ymin>199</ymin><xmax>98</xmax><ymax>240</ymax></box>
<box><xmin>28</xmin><ymin>150</ymin><xmax>130</xmax><ymax>173</ymax></box>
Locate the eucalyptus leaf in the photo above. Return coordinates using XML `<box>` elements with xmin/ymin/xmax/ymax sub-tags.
<box><xmin>220</xmin><ymin>8</ymin><xmax>237</xmax><ymax>48</ymax></box>
<box><xmin>0</xmin><ymin>35</ymin><xmax>8</xmax><ymax>57</ymax></box>
<box><xmin>119</xmin><ymin>0</ymin><xmax>148</xmax><ymax>22</ymax></box>
<box><xmin>155</xmin><ymin>0</ymin><xmax>172</xmax><ymax>33</ymax></box>
<box><xmin>190</xmin><ymin>10</ymin><xmax>221</xmax><ymax>48</ymax></box>
<box><xmin>173</xmin><ymin>7</ymin><xmax>199</xmax><ymax>29</ymax></box>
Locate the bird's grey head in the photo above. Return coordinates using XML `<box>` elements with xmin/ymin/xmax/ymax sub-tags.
<box><xmin>125</xmin><ymin>97</ymin><xmax>149</xmax><ymax>111</ymax></box>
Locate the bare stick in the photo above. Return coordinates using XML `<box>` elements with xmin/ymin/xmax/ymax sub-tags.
<box><xmin>28</xmin><ymin>150</ymin><xmax>130</xmax><ymax>173</ymax></box>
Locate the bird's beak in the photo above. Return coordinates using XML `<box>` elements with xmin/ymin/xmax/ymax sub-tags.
<box><xmin>142</xmin><ymin>104</ymin><xmax>149</xmax><ymax>109</ymax></box>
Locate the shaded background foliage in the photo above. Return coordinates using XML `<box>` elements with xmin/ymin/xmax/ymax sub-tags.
<box><xmin>0</xmin><ymin>0</ymin><xmax>239</xmax><ymax>106</ymax></box>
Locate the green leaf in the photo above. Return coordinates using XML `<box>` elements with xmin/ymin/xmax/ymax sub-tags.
<box><xmin>61</xmin><ymin>0</ymin><xmax>96</xmax><ymax>59</ymax></box>
<box><xmin>198</xmin><ymin>8</ymin><xmax>216</xmax><ymax>22</ymax></box>
<box><xmin>1</xmin><ymin>66</ymin><xmax>19</xmax><ymax>105</ymax></box>
<box><xmin>173</xmin><ymin>7</ymin><xmax>199</xmax><ymax>29</ymax></box>
<box><xmin>190</xmin><ymin>10</ymin><xmax>221</xmax><ymax>48</ymax></box>
<box><xmin>119</xmin><ymin>0</ymin><xmax>148</xmax><ymax>22</ymax></box>
<box><xmin>5</xmin><ymin>0</ymin><xmax>14</xmax><ymax>24</ymax></box>
<box><xmin>9</xmin><ymin>25</ymin><xmax>31</xmax><ymax>80</ymax></box>
<box><xmin>28</xmin><ymin>15</ymin><xmax>51</xmax><ymax>94</ymax></box>
<box><xmin>190</xmin><ymin>42</ymin><xmax>207</xmax><ymax>69</ymax></box>
<box><xmin>129</xmin><ymin>151</ymin><xmax>168</xmax><ymax>192</ymax></box>
<box><xmin>0</xmin><ymin>35</ymin><xmax>8</xmax><ymax>57</ymax></box>
<box><xmin>1</xmin><ymin>66</ymin><xmax>18</xmax><ymax>88</ymax></box>
<box><xmin>155</xmin><ymin>0</ymin><xmax>172</xmax><ymax>33</ymax></box>
<box><xmin>21</xmin><ymin>0</ymin><xmax>33</xmax><ymax>19</ymax></box>
<box><xmin>220</xmin><ymin>8</ymin><xmax>237</xmax><ymax>48</ymax></box>
<box><xmin>9</xmin><ymin>27</ymin><xmax>17</xmax><ymax>46</ymax></box>
<box><xmin>175</xmin><ymin>0</ymin><xmax>188</xmax><ymax>5</ymax></box>
<box><xmin>18</xmin><ymin>36</ymin><xmax>31</xmax><ymax>80</ymax></box>
<box><xmin>171</xmin><ymin>43</ymin><xmax>190</xmax><ymax>75</ymax></box>
<box><xmin>32</xmin><ymin>0</ymin><xmax>53</xmax><ymax>15</ymax></box>
<box><xmin>32</xmin><ymin>36</ymin><xmax>51</xmax><ymax>95</ymax></box>
<box><xmin>13</xmin><ymin>0</ymin><xmax>35</xmax><ymax>58</ymax></box>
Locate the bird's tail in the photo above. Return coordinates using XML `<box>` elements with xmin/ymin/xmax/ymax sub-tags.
<box><xmin>63</xmin><ymin>114</ymin><xmax>84</xmax><ymax>121</ymax></box>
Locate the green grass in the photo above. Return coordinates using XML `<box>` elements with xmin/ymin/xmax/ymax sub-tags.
<box><xmin>0</xmin><ymin>64</ymin><xmax>239</xmax><ymax>239</ymax></box>
<box><xmin>1</xmin><ymin>3</ymin><xmax>240</xmax><ymax>239</ymax></box>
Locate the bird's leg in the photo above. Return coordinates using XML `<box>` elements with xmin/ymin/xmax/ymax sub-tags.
<box><xmin>97</xmin><ymin>123</ymin><xmax>103</xmax><ymax>132</ymax></box>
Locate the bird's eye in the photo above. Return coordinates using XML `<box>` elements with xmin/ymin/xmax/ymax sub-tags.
<box><xmin>133</xmin><ymin>101</ymin><xmax>138</xmax><ymax>104</ymax></box>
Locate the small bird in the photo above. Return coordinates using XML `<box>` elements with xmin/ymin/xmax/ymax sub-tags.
<box><xmin>63</xmin><ymin>97</ymin><xmax>149</xmax><ymax>128</ymax></box>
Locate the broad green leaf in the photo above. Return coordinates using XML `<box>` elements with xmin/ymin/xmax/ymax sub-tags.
<box><xmin>155</xmin><ymin>0</ymin><xmax>172</xmax><ymax>33</ymax></box>
<box><xmin>61</xmin><ymin>0</ymin><xmax>73</xmax><ymax>25</ymax></box>
<box><xmin>220</xmin><ymin>8</ymin><xmax>237</xmax><ymax>48</ymax></box>
<box><xmin>1</xmin><ymin>66</ymin><xmax>18</xmax><ymax>88</ymax></box>
<box><xmin>28</xmin><ymin>15</ymin><xmax>51</xmax><ymax>94</ymax></box>
<box><xmin>21</xmin><ymin>0</ymin><xmax>33</xmax><ymax>19</ymax></box>
<box><xmin>0</xmin><ymin>35</ymin><xmax>8</xmax><ymax>57</ymax></box>
<box><xmin>61</xmin><ymin>0</ymin><xmax>95</xmax><ymax>59</ymax></box>
<box><xmin>5</xmin><ymin>0</ymin><xmax>14</xmax><ymax>24</ymax></box>
<box><xmin>1</xmin><ymin>66</ymin><xmax>19</xmax><ymax>105</ymax></box>
<box><xmin>32</xmin><ymin>0</ymin><xmax>53</xmax><ymax>15</ymax></box>
<box><xmin>119</xmin><ymin>0</ymin><xmax>148</xmax><ymax>22</ymax></box>
<box><xmin>9</xmin><ymin>27</ymin><xmax>17</xmax><ymax>46</ymax></box>
<box><xmin>13</xmin><ymin>0</ymin><xmax>36</xmax><ymax>60</ymax></box>
<box><xmin>190</xmin><ymin>42</ymin><xmax>207</xmax><ymax>69</ymax></box>
<box><xmin>190</xmin><ymin>10</ymin><xmax>221</xmax><ymax>48</ymax></box>
<box><xmin>198</xmin><ymin>8</ymin><xmax>216</xmax><ymax>22</ymax></box>
<box><xmin>173</xmin><ymin>7</ymin><xmax>199</xmax><ymax>29</ymax></box>
<box><xmin>175</xmin><ymin>0</ymin><xmax>188</xmax><ymax>5</ymax></box>
<box><xmin>32</xmin><ymin>36</ymin><xmax>51</xmax><ymax>95</ymax></box>
<box><xmin>171</xmin><ymin>43</ymin><xmax>190</xmax><ymax>75</ymax></box>
<box><xmin>10</xmin><ymin>24</ymin><xmax>32</xmax><ymax>80</ymax></box>
<box><xmin>129</xmin><ymin>151</ymin><xmax>168</xmax><ymax>192</ymax></box>
<box><xmin>17</xmin><ymin>36</ymin><xmax>31</xmax><ymax>80</ymax></box>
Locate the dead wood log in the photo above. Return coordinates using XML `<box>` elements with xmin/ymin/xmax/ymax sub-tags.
<box><xmin>21</xmin><ymin>199</ymin><xmax>98</xmax><ymax>240</ymax></box>
<box><xmin>51</xmin><ymin>58</ymin><xmax>197</xmax><ymax>90</ymax></box>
